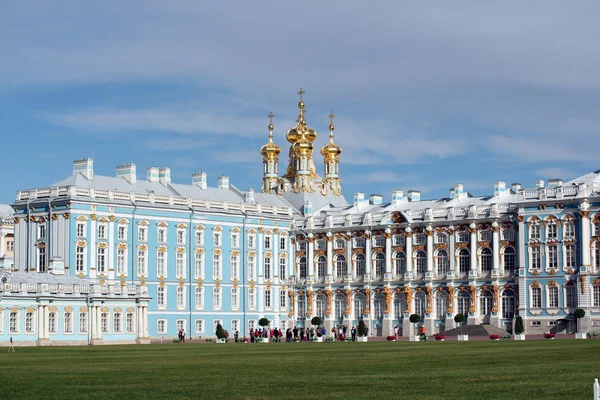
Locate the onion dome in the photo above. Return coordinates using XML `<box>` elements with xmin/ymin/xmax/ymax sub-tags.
<box><xmin>321</xmin><ymin>111</ymin><xmax>342</xmax><ymax>160</ymax></box>
<box><xmin>260</xmin><ymin>112</ymin><xmax>281</xmax><ymax>159</ymax></box>
<box><xmin>286</xmin><ymin>88</ymin><xmax>317</xmax><ymax>145</ymax></box>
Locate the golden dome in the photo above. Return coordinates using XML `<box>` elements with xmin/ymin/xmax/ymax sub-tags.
<box><xmin>321</xmin><ymin>111</ymin><xmax>341</xmax><ymax>159</ymax></box>
<box><xmin>286</xmin><ymin>88</ymin><xmax>317</xmax><ymax>145</ymax></box>
<box><xmin>260</xmin><ymin>112</ymin><xmax>281</xmax><ymax>159</ymax></box>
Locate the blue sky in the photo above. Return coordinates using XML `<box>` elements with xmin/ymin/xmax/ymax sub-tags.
<box><xmin>1</xmin><ymin>1</ymin><xmax>600</xmax><ymax>205</ymax></box>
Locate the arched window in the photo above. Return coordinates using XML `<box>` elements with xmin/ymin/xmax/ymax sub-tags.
<box><xmin>414</xmin><ymin>291</ymin><xmax>426</xmax><ymax>319</ymax></box>
<box><xmin>374</xmin><ymin>253</ymin><xmax>385</xmax><ymax>278</ymax></box>
<box><xmin>480</xmin><ymin>289</ymin><xmax>492</xmax><ymax>316</ymax></box>
<box><xmin>394</xmin><ymin>293</ymin><xmax>406</xmax><ymax>320</ymax></box>
<box><xmin>564</xmin><ymin>220</ymin><xmax>575</xmax><ymax>238</ymax></box>
<box><xmin>501</xmin><ymin>289</ymin><xmax>515</xmax><ymax>319</ymax></box>
<box><xmin>435</xmin><ymin>232</ymin><xmax>447</xmax><ymax>244</ymax></box>
<box><xmin>481</xmin><ymin>248</ymin><xmax>492</xmax><ymax>272</ymax></box>
<box><xmin>457</xmin><ymin>290</ymin><xmax>470</xmax><ymax>316</ymax></box>
<box><xmin>374</xmin><ymin>293</ymin><xmax>385</xmax><ymax>320</ymax></box>
<box><xmin>503</xmin><ymin>247</ymin><xmax>516</xmax><ymax>272</ymax></box>
<box><xmin>297</xmin><ymin>295</ymin><xmax>306</xmax><ymax>318</ymax></box>
<box><xmin>457</xmin><ymin>231</ymin><xmax>469</xmax><ymax>243</ymax></box>
<box><xmin>316</xmin><ymin>295</ymin><xmax>326</xmax><ymax>322</ymax></box>
<box><xmin>436</xmin><ymin>250</ymin><xmax>448</xmax><ymax>277</ymax></box>
<box><xmin>353</xmin><ymin>294</ymin><xmax>365</xmax><ymax>320</ymax></box>
<box><xmin>335</xmin><ymin>239</ymin><xmax>345</xmax><ymax>249</ymax></box>
<box><xmin>317</xmin><ymin>256</ymin><xmax>327</xmax><ymax>280</ymax></box>
<box><xmin>458</xmin><ymin>249</ymin><xmax>470</xmax><ymax>275</ymax></box>
<box><xmin>394</xmin><ymin>252</ymin><xmax>406</xmax><ymax>277</ymax></box>
<box><xmin>436</xmin><ymin>291</ymin><xmax>448</xmax><ymax>319</ymax></box>
<box><xmin>355</xmin><ymin>254</ymin><xmax>366</xmax><ymax>277</ymax></box>
<box><xmin>299</xmin><ymin>257</ymin><xmax>307</xmax><ymax>279</ymax></box>
<box><xmin>594</xmin><ymin>244</ymin><xmax>600</xmax><ymax>268</ymax></box>
<box><xmin>336</xmin><ymin>255</ymin><xmax>346</xmax><ymax>278</ymax></box>
<box><xmin>334</xmin><ymin>294</ymin><xmax>346</xmax><ymax>323</ymax></box>
<box><xmin>415</xmin><ymin>251</ymin><xmax>426</xmax><ymax>276</ymax></box>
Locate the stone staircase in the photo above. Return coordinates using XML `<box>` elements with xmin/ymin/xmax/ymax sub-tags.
<box><xmin>441</xmin><ymin>324</ymin><xmax>509</xmax><ymax>337</ymax></box>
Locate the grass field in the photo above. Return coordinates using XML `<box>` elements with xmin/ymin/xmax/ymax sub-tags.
<box><xmin>1</xmin><ymin>340</ymin><xmax>599</xmax><ymax>399</ymax></box>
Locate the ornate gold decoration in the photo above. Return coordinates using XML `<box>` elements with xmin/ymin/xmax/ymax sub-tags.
<box><xmin>118</xmin><ymin>243</ymin><xmax>128</xmax><ymax>250</ymax></box>
<box><xmin>78</xmin><ymin>272</ymin><xmax>85</xmax><ymax>278</ymax></box>
<box><xmin>382</xmin><ymin>286</ymin><xmax>392</xmax><ymax>315</ymax></box>
<box><xmin>90</xmin><ymin>214</ymin><xmax>97</xmax><ymax>221</ymax></box>
<box><xmin>580</xmin><ymin>276</ymin><xmax>585</xmax><ymax>294</ymax></box>
<box><xmin>288</xmin><ymin>291</ymin><xmax>294</xmax><ymax>317</ymax></box>
<box><xmin>76</xmin><ymin>240</ymin><xmax>87</xmax><ymax>248</ymax></box>
<box><xmin>447</xmin><ymin>285</ymin><xmax>455</xmax><ymax>314</ymax></box>
<box><xmin>195</xmin><ymin>248</ymin><xmax>205</xmax><ymax>254</ymax></box>
<box><xmin>325</xmin><ymin>289</ymin><xmax>333</xmax><ymax>316</ymax></box>
<box><xmin>64</xmin><ymin>213</ymin><xmax>71</xmax><ymax>219</ymax></box>
<box><xmin>177</xmin><ymin>223</ymin><xmax>187</xmax><ymax>229</ymax></box>
<box><xmin>344</xmin><ymin>289</ymin><xmax>352</xmax><ymax>316</ymax></box>
<box><xmin>98</xmin><ymin>242</ymin><xmax>108</xmax><ymax>249</ymax></box>
<box><xmin>548</xmin><ymin>269</ymin><xmax>557</xmax><ymax>275</ymax></box>
<box><xmin>455</xmin><ymin>242</ymin><xmax>468</xmax><ymax>249</ymax></box>
<box><xmin>176</xmin><ymin>247</ymin><xmax>186</xmax><ymax>253</ymax></box>
<box><xmin>425</xmin><ymin>286</ymin><xmax>433</xmax><ymax>315</ymax></box>
<box><xmin>138</xmin><ymin>244</ymin><xmax>148</xmax><ymax>251</ymax></box>
<box><xmin>566</xmin><ymin>268</ymin><xmax>574</xmax><ymax>274</ymax></box>
<box><xmin>434</xmin><ymin>243</ymin><xmax>448</xmax><ymax>250</ymax></box>
<box><xmin>306</xmin><ymin>289</ymin><xmax>313</xmax><ymax>317</ymax></box>
<box><xmin>403</xmin><ymin>287</ymin><xmax>413</xmax><ymax>314</ymax></box>
<box><xmin>468</xmin><ymin>285</ymin><xmax>476</xmax><ymax>314</ymax></box>
<box><xmin>48</xmin><ymin>306</ymin><xmax>57</xmax><ymax>312</ymax></box>
<box><xmin>579</xmin><ymin>211</ymin><xmax>590</xmax><ymax>219</ymax></box>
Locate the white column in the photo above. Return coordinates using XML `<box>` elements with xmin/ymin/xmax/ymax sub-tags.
<box><xmin>492</xmin><ymin>222</ymin><xmax>500</xmax><ymax>275</ymax></box>
<box><xmin>518</xmin><ymin>215</ymin><xmax>525</xmax><ymax>269</ymax></box>
<box><xmin>580</xmin><ymin>210</ymin><xmax>591</xmax><ymax>267</ymax></box>
<box><xmin>365</xmin><ymin>231</ymin><xmax>372</xmax><ymax>276</ymax></box>
<box><xmin>90</xmin><ymin>306</ymin><xmax>96</xmax><ymax>339</ymax></box>
<box><xmin>258</xmin><ymin>229</ymin><xmax>264</xmax><ymax>282</ymax></box>
<box><xmin>346</xmin><ymin>234</ymin><xmax>352</xmax><ymax>277</ymax></box>
<box><xmin>39</xmin><ymin>305</ymin><xmax>46</xmax><ymax>340</ymax></box>
<box><xmin>326</xmin><ymin>233</ymin><xmax>333</xmax><ymax>281</ymax></box>
<box><xmin>108</xmin><ymin>218</ymin><xmax>115</xmax><ymax>280</ymax></box>
<box><xmin>143</xmin><ymin>306</ymin><xmax>148</xmax><ymax>338</ymax></box>
<box><xmin>289</xmin><ymin>238</ymin><xmax>296</xmax><ymax>279</ymax></box>
<box><xmin>449</xmin><ymin>227</ymin><xmax>456</xmax><ymax>273</ymax></box>
<box><xmin>469</xmin><ymin>224</ymin><xmax>477</xmax><ymax>275</ymax></box>
<box><xmin>89</xmin><ymin>218</ymin><xmax>97</xmax><ymax>279</ymax></box>
<box><xmin>405</xmin><ymin>229</ymin><xmax>413</xmax><ymax>275</ymax></box>
<box><xmin>307</xmin><ymin>234</ymin><xmax>315</xmax><ymax>279</ymax></box>
<box><xmin>426</xmin><ymin>227</ymin><xmax>434</xmax><ymax>273</ymax></box>
<box><xmin>96</xmin><ymin>306</ymin><xmax>102</xmax><ymax>339</ymax></box>
<box><xmin>137</xmin><ymin>305</ymin><xmax>142</xmax><ymax>339</ymax></box>
<box><xmin>384</xmin><ymin>229</ymin><xmax>392</xmax><ymax>276</ymax></box>
<box><xmin>273</xmin><ymin>231</ymin><xmax>279</xmax><ymax>283</ymax></box>
<box><xmin>44</xmin><ymin>306</ymin><xmax>49</xmax><ymax>339</ymax></box>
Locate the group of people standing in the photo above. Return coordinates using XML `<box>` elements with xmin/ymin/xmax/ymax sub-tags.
<box><xmin>249</xmin><ymin>327</ymin><xmax>284</xmax><ymax>342</ymax></box>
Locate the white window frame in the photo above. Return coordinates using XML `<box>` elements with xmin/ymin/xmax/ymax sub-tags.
<box><xmin>195</xmin><ymin>319</ymin><xmax>205</xmax><ymax>334</ymax></box>
<box><xmin>117</xmin><ymin>247</ymin><xmax>127</xmax><ymax>276</ymax></box>
<box><xmin>157</xmin><ymin>319</ymin><xmax>167</xmax><ymax>335</ymax></box>
<box><xmin>157</xmin><ymin>286</ymin><xmax>167</xmax><ymax>309</ymax></box>
<box><xmin>176</xmin><ymin>286</ymin><xmax>186</xmax><ymax>309</ymax></box>
<box><xmin>176</xmin><ymin>251</ymin><xmax>186</xmax><ymax>278</ymax></box>
<box><xmin>117</xmin><ymin>225</ymin><xmax>127</xmax><ymax>241</ymax></box>
<box><xmin>195</xmin><ymin>286</ymin><xmax>204</xmax><ymax>310</ymax></box>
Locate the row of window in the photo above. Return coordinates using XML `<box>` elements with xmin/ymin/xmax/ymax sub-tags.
<box><xmin>74</xmin><ymin>222</ymin><xmax>287</xmax><ymax>250</ymax></box>
<box><xmin>530</xmin><ymin>284</ymin><xmax>579</xmax><ymax>308</ymax></box>
<box><xmin>0</xmin><ymin>311</ymin><xmax>135</xmax><ymax>335</ymax></box>
<box><xmin>156</xmin><ymin>286</ymin><xmax>287</xmax><ymax>310</ymax></box>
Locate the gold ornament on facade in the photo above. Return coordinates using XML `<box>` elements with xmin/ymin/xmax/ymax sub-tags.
<box><xmin>344</xmin><ymin>289</ymin><xmax>352</xmax><ymax>316</ymax></box>
<box><xmin>78</xmin><ymin>273</ymin><xmax>84</xmax><ymax>278</ymax></box>
<box><xmin>580</xmin><ymin>276</ymin><xmax>585</xmax><ymax>294</ymax></box>
<box><xmin>325</xmin><ymin>289</ymin><xmax>333</xmax><ymax>315</ymax></box>
<box><xmin>90</xmin><ymin>214</ymin><xmax>97</xmax><ymax>221</ymax></box>
<box><xmin>548</xmin><ymin>269</ymin><xmax>557</xmax><ymax>275</ymax></box>
<box><xmin>306</xmin><ymin>289</ymin><xmax>313</xmax><ymax>317</ymax></box>
<box><xmin>48</xmin><ymin>306</ymin><xmax>57</xmax><ymax>312</ymax></box>
<box><xmin>98</xmin><ymin>242</ymin><xmax>108</xmax><ymax>249</ymax></box>
<box><xmin>579</xmin><ymin>210</ymin><xmax>590</xmax><ymax>219</ymax></box>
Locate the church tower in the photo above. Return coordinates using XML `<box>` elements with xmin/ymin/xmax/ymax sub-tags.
<box><xmin>260</xmin><ymin>112</ymin><xmax>281</xmax><ymax>194</ymax></box>
<box><xmin>284</xmin><ymin>88</ymin><xmax>319</xmax><ymax>193</ymax></box>
<box><xmin>320</xmin><ymin>111</ymin><xmax>342</xmax><ymax>196</ymax></box>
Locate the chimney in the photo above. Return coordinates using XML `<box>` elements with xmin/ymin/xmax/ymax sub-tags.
<box><xmin>73</xmin><ymin>158</ymin><xmax>94</xmax><ymax>180</ymax></box>
<box><xmin>245</xmin><ymin>187</ymin><xmax>255</xmax><ymax>203</ymax></box>
<box><xmin>536</xmin><ymin>180</ymin><xmax>545</xmax><ymax>189</ymax></box>
<box><xmin>494</xmin><ymin>181</ymin><xmax>507</xmax><ymax>197</ymax></box>
<box><xmin>192</xmin><ymin>171</ymin><xmax>207</xmax><ymax>189</ymax></box>
<box><xmin>511</xmin><ymin>183</ymin><xmax>522</xmax><ymax>194</ymax></box>
<box><xmin>218</xmin><ymin>176</ymin><xmax>229</xmax><ymax>189</ymax></box>
<box><xmin>303</xmin><ymin>201</ymin><xmax>313</xmax><ymax>216</ymax></box>
<box><xmin>407</xmin><ymin>190</ymin><xmax>421</xmax><ymax>202</ymax></box>
<box><xmin>391</xmin><ymin>190</ymin><xmax>404</xmax><ymax>206</ymax></box>
<box><xmin>370</xmin><ymin>194</ymin><xmax>382</xmax><ymax>205</ymax></box>
<box><xmin>116</xmin><ymin>163</ymin><xmax>136</xmax><ymax>184</ymax></box>
<box><xmin>158</xmin><ymin>167</ymin><xmax>171</xmax><ymax>185</ymax></box>
<box><xmin>548</xmin><ymin>178</ymin><xmax>563</xmax><ymax>188</ymax></box>
<box><xmin>353</xmin><ymin>192</ymin><xmax>365</xmax><ymax>207</ymax></box>
<box><xmin>146</xmin><ymin>166</ymin><xmax>159</xmax><ymax>183</ymax></box>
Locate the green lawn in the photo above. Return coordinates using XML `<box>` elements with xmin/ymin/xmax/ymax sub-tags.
<box><xmin>1</xmin><ymin>340</ymin><xmax>599</xmax><ymax>399</ymax></box>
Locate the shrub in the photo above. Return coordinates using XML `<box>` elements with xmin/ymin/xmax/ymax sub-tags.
<box><xmin>258</xmin><ymin>318</ymin><xmax>270</xmax><ymax>328</ymax></box>
<box><xmin>357</xmin><ymin>319</ymin><xmax>367</xmax><ymax>337</ymax></box>
<box><xmin>215</xmin><ymin>323</ymin><xmax>226</xmax><ymax>340</ymax></box>
<box><xmin>386</xmin><ymin>336</ymin><xmax>396</xmax><ymax>341</ymax></box>
<box><xmin>489</xmin><ymin>334</ymin><xmax>501</xmax><ymax>340</ymax></box>
<box><xmin>435</xmin><ymin>335</ymin><xmax>446</xmax><ymax>341</ymax></box>
<box><xmin>514</xmin><ymin>316</ymin><xmax>524</xmax><ymax>334</ymax></box>
<box><xmin>454</xmin><ymin>314</ymin><xmax>465</xmax><ymax>335</ymax></box>
<box><xmin>544</xmin><ymin>333</ymin><xmax>555</xmax><ymax>339</ymax></box>
<box><xmin>311</xmin><ymin>316</ymin><xmax>321</xmax><ymax>327</ymax></box>
<box><xmin>409</xmin><ymin>314</ymin><xmax>421</xmax><ymax>324</ymax></box>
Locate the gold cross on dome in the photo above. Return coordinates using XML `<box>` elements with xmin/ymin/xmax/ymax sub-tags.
<box><xmin>329</xmin><ymin>110</ymin><xmax>335</xmax><ymax>123</ymax></box>
<box><xmin>268</xmin><ymin>111</ymin><xmax>274</xmax><ymax>122</ymax></box>
<box><xmin>298</xmin><ymin>87</ymin><xmax>305</xmax><ymax>100</ymax></box>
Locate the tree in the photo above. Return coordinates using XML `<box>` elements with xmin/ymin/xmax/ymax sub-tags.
<box><xmin>574</xmin><ymin>308</ymin><xmax>585</xmax><ymax>333</ymax></box>
<box><xmin>454</xmin><ymin>314</ymin><xmax>465</xmax><ymax>336</ymax></box>
<box><xmin>215</xmin><ymin>323</ymin><xmax>225</xmax><ymax>340</ymax></box>
<box><xmin>311</xmin><ymin>316</ymin><xmax>321</xmax><ymax>327</ymax></box>
<box><xmin>258</xmin><ymin>318</ymin><xmax>270</xmax><ymax>329</ymax></box>
<box><xmin>409</xmin><ymin>314</ymin><xmax>420</xmax><ymax>336</ymax></box>
<box><xmin>357</xmin><ymin>319</ymin><xmax>367</xmax><ymax>337</ymax></box>
<box><xmin>514</xmin><ymin>316</ymin><xmax>525</xmax><ymax>335</ymax></box>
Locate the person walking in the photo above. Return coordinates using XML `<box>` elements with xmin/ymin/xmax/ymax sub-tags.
<box><xmin>420</xmin><ymin>326</ymin><xmax>427</xmax><ymax>341</ymax></box>
<box><xmin>351</xmin><ymin>326</ymin><xmax>357</xmax><ymax>342</ymax></box>
<box><xmin>293</xmin><ymin>326</ymin><xmax>298</xmax><ymax>340</ymax></box>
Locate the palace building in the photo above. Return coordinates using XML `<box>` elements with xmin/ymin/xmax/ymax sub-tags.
<box><xmin>2</xmin><ymin>89</ymin><xmax>600</xmax><ymax>344</ymax></box>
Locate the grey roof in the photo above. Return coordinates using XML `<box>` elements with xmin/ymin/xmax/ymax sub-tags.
<box><xmin>5</xmin><ymin>272</ymin><xmax>88</xmax><ymax>285</ymax></box>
